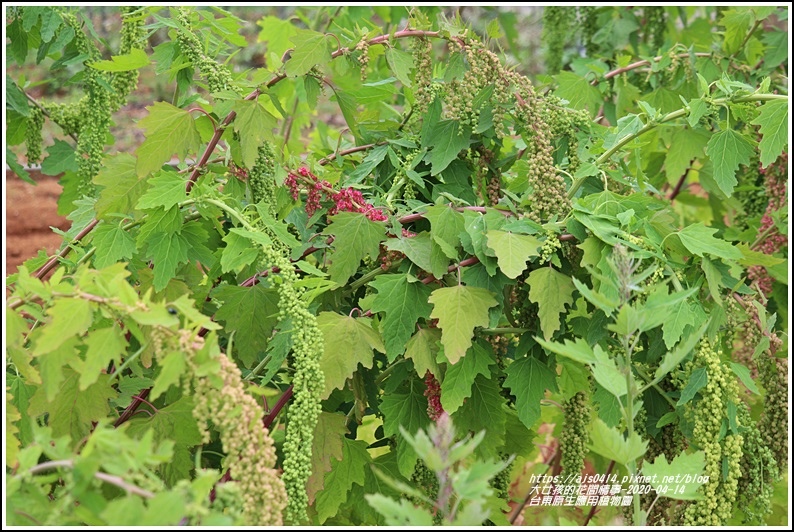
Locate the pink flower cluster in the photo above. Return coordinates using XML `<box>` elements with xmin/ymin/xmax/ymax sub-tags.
<box><xmin>285</xmin><ymin>167</ymin><xmax>330</xmax><ymax>217</ymax></box>
<box><xmin>748</xmin><ymin>153</ymin><xmax>788</xmax><ymax>295</ymax></box>
<box><xmin>286</xmin><ymin>167</ymin><xmax>387</xmax><ymax>221</ymax></box>
<box><xmin>329</xmin><ymin>187</ymin><xmax>388</xmax><ymax>221</ymax></box>
<box><xmin>423</xmin><ymin>371</ymin><xmax>444</xmax><ymax>421</ymax></box>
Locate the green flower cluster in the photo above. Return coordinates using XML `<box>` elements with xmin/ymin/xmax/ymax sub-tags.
<box><xmin>25</xmin><ymin>105</ymin><xmax>44</xmax><ymax>165</ymax></box>
<box><xmin>355</xmin><ymin>38</ymin><xmax>370</xmax><ymax>81</ymax></box>
<box><xmin>559</xmin><ymin>391</ymin><xmax>590</xmax><ymax>487</ymax></box>
<box><xmin>411</xmin><ymin>37</ymin><xmax>435</xmax><ymax>116</ymax></box>
<box><xmin>512</xmin><ymin>88</ymin><xmax>570</xmax><ymax>222</ymax></box>
<box><xmin>249</xmin><ymin>142</ymin><xmax>278</xmax><ymax>213</ymax></box>
<box><xmin>542</xmin><ymin>7</ymin><xmax>576</xmax><ymax>73</ymax></box>
<box><xmin>175</xmin><ymin>8</ymin><xmax>234</xmax><ymax>94</ymax></box>
<box><xmin>543</xmin><ymin>95</ymin><xmax>591</xmax><ymax>174</ymax></box>
<box><xmin>736</xmin><ymin>405</ymin><xmax>779</xmax><ymax>523</ymax></box>
<box><xmin>110</xmin><ymin>6</ymin><xmax>146</xmax><ymax>110</ymax></box>
<box><xmin>643</xmin><ymin>7</ymin><xmax>667</xmax><ymax>51</ymax></box>
<box><xmin>577</xmin><ymin>7</ymin><xmax>599</xmax><ymax>56</ymax></box>
<box><xmin>258</xmin><ymin>244</ymin><xmax>324</xmax><ymax>524</ymax></box>
<box><xmin>757</xmin><ymin>353</ymin><xmax>788</xmax><ymax>470</ymax></box>
<box><xmin>681</xmin><ymin>339</ymin><xmax>743</xmax><ymax>526</ymax></box>
<box><xmin>539</xmin><ymin>232</ymin><xmax>562</xmax><ymax>265</ymax></box>
<box><xmin>185</xmin><ymin>332</ymin><xmax>288</xmax><ymax>525</ymax></box>
<box><xmin>445</xmin><ymin>35</ymin><xmax>511</xmax><ymax>135</ymax></box>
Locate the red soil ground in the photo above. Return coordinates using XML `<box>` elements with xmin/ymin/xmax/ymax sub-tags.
<box><xmin>5</xmin><ymin>169</ymin><xmax>69</xmax><ymax>276</ymax></box>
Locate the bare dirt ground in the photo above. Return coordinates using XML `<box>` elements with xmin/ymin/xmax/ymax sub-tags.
<box><xmin>5</xmin><ymin>169</ymin><xmax>69</xmax><ymax>275</ymax></box>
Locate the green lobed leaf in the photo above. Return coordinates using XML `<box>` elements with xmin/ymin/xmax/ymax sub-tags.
<box><xmin>762</xmin><ymin>30</ymin><xmax>788</xmax><ymax>69</ymax></box>
<box><xmin>526</xmin><ymin>267</ymin><xmax>575</xmax><ymax>340</ymax></box>
<box><xmin>364</xmin><ymin>494</ymin><xmax>434</xmax><ymax>526</ymax></box>
<box><xmin>591</xmin><ymin>345</ymin><xmax>627</xmax><ymax>399</ymax></box>
<box><xmin>676</xmin><ymin>223</ymin><xmax>743</xmax><ymax>260</ymax></box>
<box><xmin>484</xmin><ymin>230</ymin><xmax>541</xmax><ymax>279</ymax></box>
<box><xmin>424</xmin><ymin>120</ymin><xmax>471</xmax><ymax>175</ymax></box>
<box><xmin>306</xmin><ymin>412</ymin><xmax>348</xmax><ymax>505</ymax></box>
<box><xmin>380</xmin><ymin>381</ymin><xmax>429</xmax><ymax>477</ymax></box>
<box><xmin>28</xmin><ymin>369</ymin><xmax>116</xmax><ymax>444</ymax></box>
<box><xmin>136</xmin><ymin>101</ymin><xmax>201</xmax><ymax>177</ymax></box>
<box><xmin>317</xmin><ymin>312</ymin><xmax>385</xmax><ymax>399</ymax></box>
<box><xmin>285</xmin><ymin>29</ymin><xmax>333</xmax><ymax>77</ymax></box>
<box><xmin>654</xmin><ymin>320</ymin><xmax>709</xmax><ymax>382</ymax></box>
<box><xmin>720</xmin><ymin>8</ymin><xmax>755</xmax><ymax>54</ymax></box>
<box><xmin>385</xmin><ymin>47</ymin><xmax>414</xmax><ymax>87</ymax></box>
<box><xmin>637</xmin><ymin>285</ymin><xmax>700</xmax><ymax>334</ymax></box>
<box><xmin>735</xmin><ymin>243</ymin><xmax>785</xmax><ymax>268</ymax></box>
<box><xmin>642</xmin><ymin>451</ymin><xmax>706</xmax><ymax>501</ymax></box>
<box><xmin>704</xmin><ymin>128</ymin><xmax>754</xmax><ymax>197</ymax></box>
<box><xmin>150</xmin><ymin>351</ymin><xmax>186</xmax><ymax>401</ymax></box>
<box><xmin>554</xmin><ymin>71</ymin><xmax>603</xmax><ymax>116</ymax></box>
<box><xmin>535</xmin><ymin>337</ymin><xmax>597</xmax><ymax>365</ymax></box>
<box><xmin>729</xmin><ymin>362</ymin><xmax>761</xmax><ymax>395</ymax></box>
<box><xmin>453</xmin><ymin>374</ymin><xmax>506</xmax><ymax>456</ymax></box>
<box><xmin>92</xmin><ymin>223</ymin><xmax>137</xmax><ymax>269</ymax></box>
<box><xmin>41</xmin><ymin>139</ymin><xmax>78</xmax><ymax>176</ymax></box>
<box><xmin>146</xmin><ymin>232</ymin><xmax>190</xmax><ymax>292</ymax></box>
<box><xmin>424</xmin><ymin>205</ymin><xmax>465</xmax><ymax>260</ymax></box>
<box><xmin>315</xmin><ymin>438</ymin><xmax>372</xmax><ymax>524</ymax></box>
<box><xmin>664</xmin><ymin>128</ymin><xmax>710</xmax><ymax>185</ymax></box>
<box><xmin>385</xmin><ymin>232</ymin><xmax>448</xmax><ymax>279</ymax></box>
<box><xmin>125</xmin><ymin>397</ymin><xmax>203</xmax><ymax>486</ymax></box>
<box><xmin>232</xmin><ymin>99</ymin><xmax>277</xmax><ymax>168</ymax></box>
<box><xmin>256</xmin><ymin>15</ymin><xmax>298</xmax><ymax>60</ymax></box>
<box><xmin>6</xmin><ymin>395</ymin><xmax>21</xmax><ymax>468</ymax></box>
<box><xmin>369</xmin><ymin>274</ymin><xmax>434</xmax><ymax>361</ymax></box>
<box><xmin>572</xmin><ymin>277</ymin><xmax>619</xmax><ymax>316</ymax></box>
<box><xmin>34</xmin><ymin>298</ymin><xmax>94</xmax><ymax>355</ymax></box>
<box><xmin>461</xmin><ymin>211</ymin><xmax>501</xmax><ymax>276</ymax></box>
<box><xmin>440</xmin><ymin>341</ymin><xmax>493</xmax><ymax>413</ymax></box>
<box><xmin>323</xmin><ymin>212</ymin><xmax>386</xmax><ymax>285</ymax></box>
<box><xmin>661</xmin><ymin>301</ymin><xmax>695</xmax><ymax>349</ymax></box>
<box><xmin>503</xmin><ymin>355</ymin><xmax>557</xmax><ymax>430</ymax></box>
<box><xmin>6</xmin><ymin>75</ymin><xmax>30</xmax><ymax>116</ymax></box>
<box><xmin>588</xmin><ymin>417</ymin><xmax>647</xmax><ymax>466</ymax></box>
<box><xmin>677</xmin><ymin>367</ymin><xmax>708</xmax><ymax>406</ymax></box>
<box><xmin>89</xmin><ymin>48</ymin><xmax>149</xmax><ymax>71</ymax></box>
<box><xmin>751</xmin><ymin>99</ymin><xmax>788</xmax><ymax>167</ymax></box>
<box><xmin>212</xmin><ymin>283</ymin><xmax>280</xmax><ymax>368</ymax></box>
<box><xmin>79</xmin><ymin>327</ymin><xmax>128</xmax><ymax>390</ymax></box>
<box><xmin>404</xmin><ymin>327</ymin><xmax>442</xmax><ymax>378</ymax></box>
<box><xmin>593</xmin><ymin>382</ymin><xmax>622</xmax><ymax>428</ymax></box>
<box><xmin>136</xmin><ymin>170</ymin><xmax>188</xmax><ymax>210</ymax></box>
<box><xmin>219</xmin><ymin>231</ymin><xmax>260</xmax><ymax>273</ymax></box>
<box><xmin>428</xmin><ymin>285</ymin><xmax>498</xmax><ymax>365</ymax></box>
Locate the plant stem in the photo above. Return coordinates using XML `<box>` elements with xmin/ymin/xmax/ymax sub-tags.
<box><xmin>262</xmin><ymin>384</ymin><xmax>294</xmax><ymax>429</ymax></box>
<box><xmin>620</xmin><ymin>332</ymin><xmax>645</xmax><ymax>526</ymax></box>
<box><xmin>596</xmin><ymin>52</ymin><xmax>713</xmax><ymax>85</ymax></box>
<box><xmin>479</xmin><ymin>327</ymin><xmax>529</xmax><ymax>335</ymax></box>
<box><xmin>567</xmin><ymin>93</ymin><xmax>788</xmax><ymax>198</ymax></box>
<box><xmin>110</xmin><ymin>342</ymin><xmax>148</xmax><ymax>381</ymax></box>
<box><xmin>25</xmin><ymin>460</ymin><xmax>155</xmax><ymax>498</ymax></box>
<box><xmin>582</xmin><ymin>460</ymin><xmax>616</xmax><ymax>525</ymax></box>
<box><xmin>202</xmin><ymin>198</ymin><xmax>257</xmax><ymax>232</ymax></box>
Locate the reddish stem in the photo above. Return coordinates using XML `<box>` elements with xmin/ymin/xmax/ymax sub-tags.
<box><xmin>421</xmin><ymin>256</ymin><xmax>481</xmax><ymax>285</ymax></box>
<box><xmin>114</xmin><ymin>387</ymin><xmax>151</xmax><ymax>427</ymax></box>
<box><xmin>582</xmin><ymin>460</ymin><xmax>616</xmax><ymax>526</ymax></box>
<box><xmin>33</xmin><ymin>219</ymin><xmax>100</xmax><ymax>280</ymax></box>
<box><xmin>262</xmin><ymin>384</ymin><xmax>294</xmax><ymax>430</ymax></box>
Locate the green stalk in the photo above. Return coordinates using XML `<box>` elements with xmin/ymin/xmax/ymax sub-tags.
<box><xmin>568</xmin><ymin>93</ymin><xmax>788</xmax><ymax>198</ymax></box>
<box><xmin>620</xmin><ymin>332</ymin><xmax>645</xmax><ymax>526</ymax></box>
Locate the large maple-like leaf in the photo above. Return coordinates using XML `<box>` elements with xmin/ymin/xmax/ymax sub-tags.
<box><xmin>428</xmin><ymin>285</ymin><xmax>498</xmax><ymax>364</ymax></box>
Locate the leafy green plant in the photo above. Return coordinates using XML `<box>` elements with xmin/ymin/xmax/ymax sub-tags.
<box><xmin>5</xmin><ymin>5</ymin><xmax>789</xmax><ymax>526</ymax></box>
